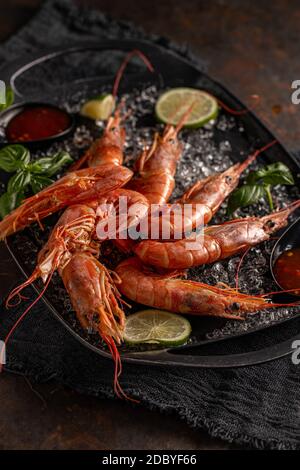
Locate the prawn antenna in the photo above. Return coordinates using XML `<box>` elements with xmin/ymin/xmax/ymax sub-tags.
<box><xmin>238</xmin><ymin>139</ymin><xmax>277</xmax><ymax>173</ymax></box>
<box><xmin>5</xmin><ymin>272</ymin><xmax>40</xmax><ymax>308</ymax></box>
<box><xmin>216</xmin><ymin>94</ymin><xmax>260</xmax><ymax>116</ymax></box>
<box><xmin>174</xmin><ymin>101</ymin><xmax>196</xmax><ymax>134</ymax></box>
<box><xmin>0</xmin><ymin>274</ymin><xmax>53</xmax><ymax>372</ymax></box>
<box><xmin>235</xmin><ymin>247</ymin><xmax>251</xmax><ymax>290</ymax></box>
<box><xmin>113</xmin><ymin>49</ymin><xmax>155</xmax><ymax>98</ymax></box>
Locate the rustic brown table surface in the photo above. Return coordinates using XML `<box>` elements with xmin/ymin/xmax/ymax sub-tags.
<box><xmin>0</xmin><ymin>0</ymin><xmax>299</xmax><ymax>451</ymax></box>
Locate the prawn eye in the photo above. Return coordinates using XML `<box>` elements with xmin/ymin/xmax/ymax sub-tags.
<box><xmin>230</xmin><ymin>302</ymin><xmax>240</xmax><ymax>312</ymax></box>
<box><xmin>264</xmin><ymin>220</ymin><xmax>276</xmax><ymax>229</ymax></box>
<box><xmin>110</xmin><ymin>126</ymin><xmax>117</xmax><ymax>133</ymax></box>
<box><xmin>168</xmin><ymin>138</ymin><xmax>175</xmax><ymax>144</ymax></box>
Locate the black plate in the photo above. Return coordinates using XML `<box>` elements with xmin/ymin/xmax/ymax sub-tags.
<box><xmin>1</xmin><ymin>39</ymin><xmax>300</xmax><ymax>367</ymax></box>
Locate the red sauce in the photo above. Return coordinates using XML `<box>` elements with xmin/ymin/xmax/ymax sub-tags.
<box><xmin>274</xmin><ymin>248</ymin><xmax>300</xmax><ymax>295</ymax></box>
<box><xmin>6</xmin><ymin>106</ymin><xmax>71</xmax><ymax>142</ymax></box>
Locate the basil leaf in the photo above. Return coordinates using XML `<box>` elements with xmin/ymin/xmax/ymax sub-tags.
<box><xmin>45</xmin><ymin>151</ymin><xmax>73</xmax><ymax>176</ymax></box>
<box><xmin>0</xmin><ymin>145</ymin><xmax>30</xmax><ymax>172</ymax></box>
<box><xmin>33</xmin><ymin>151</ymin><xmax>73</xmax><ymax>176</ymax></box>
<box><xmin>263</xmin><ymin>184</ymin><xmax>274</xmax><ymax>211</ymax></box>
<box><xmin>261</xmin><ymin>163</ymin><xmax>294</xmax><ymax>185</ymax></box>
<box><xmin>28</xmin><ymin>158</ymin><xmax>51</xmax><ymax>174</ymax></box>
<box><xmin>0</xmin><ymin>86</ymin><xmax>14</xmax><ymax>112</ymax></box>
<box><xmin>247</xmin><ymin>162</ymin><xmax>294</xmax><ymax>186</ymax></box>
<box><xmin>227</xmin><ymin>184</ymin><xmax>265</xmax><ymax>215</ymax></box>
<box><xmin>246</xmin><ymin>171</ymin><xmax>260</xmax><ymax>185</ymax></box>
<box><xmin>30</xmin><ymin>174</ymin><xmax>53</xmax><ymax>193</ymax></box>
<box><xmin>0</xmin><ymin>191</ymin><xmax>24</xmax><ymax>219</ymax></box>
<box><xmin>7</xmin><ymin>171</ymin><xmax>31</xmax><ymax>194</ymax></box>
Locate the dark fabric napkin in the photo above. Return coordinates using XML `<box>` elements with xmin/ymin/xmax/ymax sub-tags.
<box><xmin>1</xmin><ymin>0</ymin><xmax>300</xmax><ymax>450</ymax></box>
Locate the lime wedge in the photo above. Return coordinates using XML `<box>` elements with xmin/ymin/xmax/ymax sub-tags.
<box><xmin>155</xmin><ymin>88</ymin><xmax>218</xmax><ymax>128</ymax></box>
<box><xmin>80</xmin><ymin>94</ymin><xmax>115</xmax><ymax>120</ymax></box>
<box><xmin>124</xmin><ymin>309</ymin><xmax>192</xmax><ymax>346</ymax></box>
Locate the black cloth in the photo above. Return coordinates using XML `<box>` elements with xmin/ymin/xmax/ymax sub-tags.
<box><xmin>0</xmin><ymin>0</ymin><xmax>300</xmax><ymax>450</ymax></box>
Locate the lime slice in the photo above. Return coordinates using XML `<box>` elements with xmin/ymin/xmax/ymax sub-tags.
<box><xmin>155</xmin><ymin>87</ymin><xmax>218</xmax><ymax>128</ymax></box>
<box><xmin>80</xmin><ymin>94</ymin><xmax>115</xmax><ymax>120</ymax></box>
<box><xmin>124</xmin><ymin>309</ymin><xmax>192</xmax><ymax>346</ymax></box>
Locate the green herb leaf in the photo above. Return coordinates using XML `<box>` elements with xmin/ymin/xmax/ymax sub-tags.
<box><xmin>27</xmin><ymin>159</ymin><xmax>49</xmax><ymax>174</ymax></box>
<box><xmin>32</xmin><ymin>151</ymin><xmax>73</xmax><ymax>176</ymax></box>
<box><xmin>247</xmin><ymin>162</ymin><xmax>294</xmax><ymax>186</ymax></box>
<box><xmin>0</xmin><ymin>145</ymin><xmax>72</xmax><ymax>218</ymax></box>
<box><xmin>0</xmin><ymin>145</ymin><xmax>30</xmax><ymax>172</ymax></box>
<box><xmin>0</xmin><ymin>191</ymin><xmax>24</xmax><ymax>219</ymax></box>
<box><xmin>7</xmin><ymin>171</ymin><xmax>31</xmax><ymax>194</ymax></box>
<box><xmin>263</xmin><ymin>184</ymin><xmax>274</xmax><ymax>211</ymax></box>
<box><xmin>227</xmin><ymin>184</ymin><xmax>266</xmax><ymax>215</ymax></box>
<box><xmin>0</xmin><ymin>86</ymin><xmax>14</xmax><ymax>112</ymax></box>
<box><xmin>30</xmin><ymin>174</ymin><xmax>53</xmax><ymax>193</ymax></box>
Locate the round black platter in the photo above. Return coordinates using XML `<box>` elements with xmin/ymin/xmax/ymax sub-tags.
<box><xmin>1</xmin><ymin>39</ymin><xmax>300</xmax><ymax>367</ymax></box>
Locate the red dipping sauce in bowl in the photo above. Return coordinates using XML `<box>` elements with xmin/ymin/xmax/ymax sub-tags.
<box><xmin>5</xmin><ymin>104</ymin><xmax>73</xmax><ymax>143</ymax></box>
<box><xmin>273</xmin><ymin>248</ymin><xmax>300</xmax><ymax>296</ymax></box>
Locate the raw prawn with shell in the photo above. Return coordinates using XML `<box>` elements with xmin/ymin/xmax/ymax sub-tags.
<box><xmin>1</xmin><ymin>51</ymin><xmax>300</xmax><ymax>399</ymax></box>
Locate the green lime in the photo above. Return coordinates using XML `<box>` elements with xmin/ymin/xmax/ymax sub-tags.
<box><xmin>155</xmin><ymin>87</ymin><xmax>218</xmax><ymax>128</ymax></box>
<box><xmin>80</xmin><ymin>94</ymin><xmax>115</xmax><ymax>120</ymax></box>
<box><xmin>124</xmin><ymin>309</ymin><xmax>192</xmax><ymax>346</ymax></box>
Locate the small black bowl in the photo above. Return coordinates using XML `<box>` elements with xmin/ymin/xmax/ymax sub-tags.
<box><xmin>270</xmin><ymin>216</ymin><xmax>300</xmax><ymax>299</ymax></box>
<box><xmin>0</xmin><ymin>102</ymin><xmax>75</xmax><ymax>149</ymax></box>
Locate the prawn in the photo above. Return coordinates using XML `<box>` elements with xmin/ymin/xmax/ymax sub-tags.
<box><xmin>0</xmin><ymin>164</ymin><xmax>132</xmax><ymax>240</ymax></box>
<box><xmin>134</xmin><ymin>200</ymin><xmax>300</xmax><ymax>269</ymax></box>
<box><xmin>60</xmin><ymin>252</ymin><xmax>132</xmax><ymax>400</ymax></box>
<box><xmin>116</xmin><ymin>257</ymin><xmax>270</xmax><ymax>319</ymax></box>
